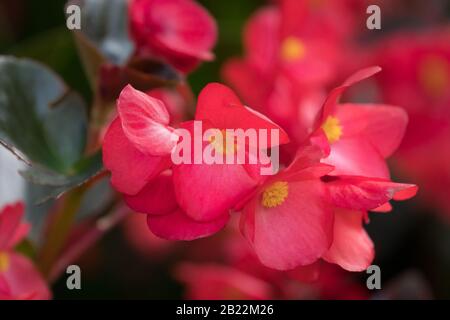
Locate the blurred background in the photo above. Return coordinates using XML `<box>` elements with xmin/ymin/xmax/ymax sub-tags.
<box><xmin>1</xmin><ymin>0</ymin><xmax>450</xmax><ymax>299</ymax></box>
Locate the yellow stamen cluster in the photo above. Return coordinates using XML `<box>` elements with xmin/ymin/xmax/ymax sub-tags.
<box><xmin>262</xmin><ymin>181</ymin><xmax>289</xmax><ymax>208</ymax></box>
<box><xmin>209</xmin><ymin>129</ymin><xmax>237</xmax><ymax>155</ymax></box>
<box><xmin>419</xmin><ymin>55</ymin><xmax>449</xmax><ymax>98</ymax></box>
<box><xmin>321</xmin><ymin>116</ymin><xmax>343</xmax><ymax>143</ymax></box>
<box><xmin>0</xmin><ymin>251</ymin><xmax>10</xmax><ymax>273</ymax></box>
<box><xmin>281</xmin><ymin>37</ymin><xmax>306</xmax><ymax>62</ymax></box>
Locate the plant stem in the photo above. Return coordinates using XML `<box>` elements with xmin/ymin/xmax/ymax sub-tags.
<box><xmin>48</xmin><ymin>202</ymin><xmax>129</xmax><ymax>283</ymax></box>
<box><xmin>37</xmin><ymin>186</ymin><xmax>87</xmax><ymax>279</ymax></box>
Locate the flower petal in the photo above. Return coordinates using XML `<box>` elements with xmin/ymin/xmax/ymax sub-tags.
<box><xmin>241</xmin><ymin>180</ymin><xmax>333</xmax><ymax>270</ymax></box>
<box><xmin>117</xmin><ymin>85</ymin><xmax>177</xmax><ymax>156</ymax></box>
<box><xmin>318</xmin><ymin>66</ymin><xmax>382</xmax><ymax>124</ymax></box>
<box><xmin>172</xmin><ymin>121</ymin><xmax>261</xmax><ymax>221</ymax></box>
<box><xmin>0</xmin><ymin>202</ymin><xmax>28</xmax><ymax>250</ymax></box>
<box><xmin>336</xmin><ymin>103</ymin><xmax>408</xmax><ymax>158</ymax></box>
<box><xmin>3</xmin><ymin>253</ymin><xmax>51</xmax><ymax>300</ymax></box>
<box><xmin>173</xmin><ymin>161</ymin><xmax>260</xmax><ymax>222</ymax></box>
<box><xmin>324</xmin><ymin>175</ymin><xmax>418</xmax><ymax>211</ymax></box>
<box><xmin>243</xmin><ymin>7</ymin><xmax>280</xmax><ymax>73</ymax></box>
<box><xmin>102</xmin><ymin>117</ymin><xmax>170</xmax><ymax>195</ymax></box>
<box><xmin>147</xmin><ymin>209</ymin><xmax>229</xmax><ymax>241</ymax></box>
<box><xmin>123</xmin><ymin>172</ymin><xmax>178</xmax><ymax>215</ymax></box>
<box><xmin>323</xmin><ymin>210</ymin><xmax>374</xmax><ymax>272</ymax></box>
<box><xmin>324</xmin><ymin>138</ymin><xmax>390</xmax><ymax>178</ymax></box>
<box><xmin>195</xmin><ymin>83</ymin><xmax>289</xmax><ymax>146</ymax></box>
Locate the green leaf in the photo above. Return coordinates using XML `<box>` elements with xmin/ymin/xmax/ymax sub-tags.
<box><xmin>0</xmin><ymin>56</ymin><xmax>104</xmax><ymax>202</ymax></box>
<box><xmin>0</xmin><ymin>56</ymin><xmax>87</xmax><ymax>172</ymax></box>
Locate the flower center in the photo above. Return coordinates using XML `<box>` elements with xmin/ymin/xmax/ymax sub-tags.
<box><xmin>262</xmin><ymin>181</ymin><xmax>289</xmax><ymax>208</ymax></box>
<box><xmin>208</xmin><ymin>129</ymin><xmax>237</xmax><ymax>155</ymax></box>
<box><xmin>281</xmin><ymin>37</ymin><xmax>306</xmax><ymax>62</ymax></box>
<box><xmin>321</xmin><ymin>116</ymin><xmax>342</xmax><ymax>143</ymax></box>
<box><xmin>419</xmin><ymin>55</ymin><xmax>449</xmax><ymax>98</ymax></box>
<box><xmin>0</xmin><ymin>251</ymin><xmax>10</xmax><ymax>273</ymax></box>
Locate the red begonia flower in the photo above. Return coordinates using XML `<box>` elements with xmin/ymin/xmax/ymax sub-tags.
<box><xmin>129</xmin><ymin>0</ymin><xmax>217</xmax><ymax>73</ymax></box>
<box><xmin>173</xmin><ymin>84</ymin><xmax>289</xmax><ymax>222</ymax></box>
<box><xmin>240</xmin><ymin>147</ymin><xmax>334</xmax><ymax>270</ymax></box>
<box><xmin>0</xmin><ymin>202</ymin><xmax>51</xmax><ymax>300</ymax></box>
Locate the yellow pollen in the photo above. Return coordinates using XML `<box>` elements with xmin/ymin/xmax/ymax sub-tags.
<box><xmin>0</xmin><ymin>251</ymin><xmax>10</xmax><ymax>273</ymax></box>
<box><xmin>262</xmin><ymin>181</ymin><xmax>289</xmax><ymax>208</ymax></box>
<box><xmin>321</xmin><ymin>116</ymin><xmax>343</xmax><ymax>143</ymax></box>
<box><xmin>419</xmin><ymin>55</ymin><xmax>449</xmax><ymax>98</ymax></box>
<box><xmin>208</xmin><ymin>129</ymin><xmax>237</xmax><ymax>155</ymax></box>
<box><xmin>281</xmin><ymin>37</ymin><xmax>306</xmax><ymax>62</ymax></box>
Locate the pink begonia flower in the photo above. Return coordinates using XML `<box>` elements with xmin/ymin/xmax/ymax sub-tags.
<box><xmin>0</xmin><ymin>202</ymin><xmax>51</xmax><ymax>300</ymax></box>
<box><xmin>129</xmin><ymin>0</ymin><xmax>217</xmax><ymax>73</ymax></box>
<box><xmin>240</xmin><ymin>144</ymin><xmax>417</xmax><ymax>271</ymax></box>
<box><xmin>223</xmin><ymin>4</ymin><xmax>343</xmax><ymax>105</ymax></box>
<box><xmin>313</xmin><ymin>67</ymin><xmax>409</xmax><ymax>180</ymax></box>
<box><xmin>239</xmin><ymin>146</ymin><xmax>335</xmax><ymax>270</ymax></box>
<box><xmin>172</xmin><ymin>83</ymin><xmax>289</xmax><ymax>222</ymax></box>
<box><xmin>103</xmin><ymin>85</ymin><xmax>228</xmax><ymax>240</ymax></box>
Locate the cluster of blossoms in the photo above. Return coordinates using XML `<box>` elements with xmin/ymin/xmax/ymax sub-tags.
<box><xmin>3</xmin><ymin>0</ymin><xmax>449</xmax><ymax>301</ymax></box>
<box><xmin>103</xmin><ymin>74</ymin><xmax>417</xmax><ymax>272</ymax></box>
<box><xmin>100</xmin><ymin>0</ymin><xmax>419</xmax><ymax>274</ymax></box>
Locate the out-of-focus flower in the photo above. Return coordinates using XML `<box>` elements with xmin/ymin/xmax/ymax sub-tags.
<box><xmin>176</xmin><ymin>223</ymin><xmax>368</xmax><ymax>300</ymax></box>
<box><xmin>371</xmin><ymin>30</ymin><xmax>450</xmax><ymax>217</ymax></box>
<box><xmin>129</xmin><ymin>0</ymin><xmax>217</xmax><ymax>73</ymax></box>
<box><xmin>222</xmin><ymin>2</ymin><xmax>369</xmax><ymax>152</ymax></box>
<box><xmin>0</xmin><ymin>202</ymin><xmax>51</xmax><ymax>300</ymax></box>
<box><xmin>123</xmin><ymin>210</ymin><xmax>175</xmax><ymax>258</ymax></box>
<box><xmin>172</xmin><ymin>83</ymin><xmax>289</xmax><ymax>223</ymax></box>
<box><xmin>222</xmin><ymin>1</ymin><xmax>350</xmax><ymax>109</ymax></box>
<box><xmin>175</xmin><ymin>263</ymin><xmax>274</xmax><ymax>300</ymax></box>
